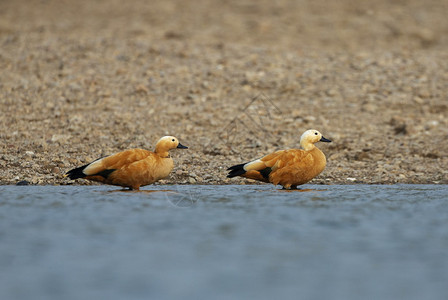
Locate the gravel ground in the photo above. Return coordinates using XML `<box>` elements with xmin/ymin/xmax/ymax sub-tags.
<box><xmin>1</xmin><ymin>0</ymin><xmax>447</xmax><ymax>186</ymax></box>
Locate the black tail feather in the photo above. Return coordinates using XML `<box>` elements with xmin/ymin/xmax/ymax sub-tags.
<box><xmin>227</xmin><ymin>163</ymin><xmax>247</xmax><ymax>178</ymax></box>
<box><xmin>65</xmin><ymin>164</ymin><xmax>89</xmax><ymax>180</ymax></box>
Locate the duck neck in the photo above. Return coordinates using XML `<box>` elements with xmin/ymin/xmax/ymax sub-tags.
<box><xmin>301</xmin><ymin>142</ymin><xmax>316</xmax><ymax>151</ymax></box>
<box><xmin>155</xmin><ymin>145</ymin><xmax>170</xmax><ymax>158</ymax></box>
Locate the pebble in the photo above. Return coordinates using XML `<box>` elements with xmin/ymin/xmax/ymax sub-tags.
<box><xmin>0</xmin><ymin>1</ymin><xmax>447</xmax><ymax>186</ymax></box>
<box><xmin>16</xmin><ymin>180</ymin><xmax>30</xmax><ymax>186</ymax></box>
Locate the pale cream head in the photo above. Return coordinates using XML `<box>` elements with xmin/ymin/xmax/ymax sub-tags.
<box><xmin>300</xmin><ymin>129</ymin><xmax>331</xmax><ymax>150</ymax></box>
<box><xmin>155</xmin><ymin>136</ymin><xmax>188</xmax><ymax>156</ymax></box>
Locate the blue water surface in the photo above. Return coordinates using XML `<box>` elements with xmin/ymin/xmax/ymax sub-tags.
<box><xmin>0</xmin><ymin>184</ymin><xmax>447</xmax><ymax>300</ymax></box>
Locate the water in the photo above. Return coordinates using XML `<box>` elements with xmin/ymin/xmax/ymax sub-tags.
<box><xmin>0</xmin><ymin>185</ymin><xmax>447</xmax><ymax>300</ymax></box>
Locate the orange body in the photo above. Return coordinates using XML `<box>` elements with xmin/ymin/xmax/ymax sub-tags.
<box><xmin>83</xmin><ymin>149</ymin><xmax>174</xmax><ymax>190</ymax></box>
<box><xmin>227</xmin><ymin>129</ymin><xmax>331</xmax><ymax>189</ymax></box>
<box><xmin>242</xmin><ymin>148</ymin><xmax>327</xmax><ymax>189</ymax></box>
<box><xmin>66</xmin><ymin>136</ymin><xmax>187</xmax><ymax>190</ymax></box>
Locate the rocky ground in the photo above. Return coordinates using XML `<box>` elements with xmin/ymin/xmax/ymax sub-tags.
<box><xmin>1</xmin><ymin>0</ymin><xmax>447</xmax><ymax>186</ymax></box>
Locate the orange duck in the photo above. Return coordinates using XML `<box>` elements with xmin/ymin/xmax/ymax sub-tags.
<box><xmin>65</xmin><ymin>136</ymin><xmax>188</xmax><ymax>190</ymax></box>
<box><xmin>227</xmin><ymin>129</ymin><xmax>331</xmax><ymax>189</ymax></box>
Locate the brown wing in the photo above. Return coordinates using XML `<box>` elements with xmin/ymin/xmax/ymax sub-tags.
<box><xmin>242</xmin><ymin>149</ymin><xmax>312</xmax><ymax>185</ymax></box>
<box><xmin>105</xmin><ymin>153</ymin><xmax>167</xmax><ymax>188</ymax></box>
<box><xmin>240</xmin><ymin>150</ymin><xmax>288</xmax><ymax>182</ymax></box>
<box><xmin>83</xmin><ymin>149</ymin><xmax>152</xmax><ymax>176</ymax></box>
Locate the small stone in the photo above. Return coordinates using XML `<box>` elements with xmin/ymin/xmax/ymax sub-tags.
<box><xmin>354</xmin><ymin>152</ymin><xmax>370</xmax><ymax>161</ymax></box>
<box><xmin>303</xmin><ymin>116</ymin><xmax>316</xmax><ymax>123</ymax></box>
<box><xmin>326</xmin><ymin>89</ymin><xmax>338</xmax><ymax>96</ymax></box>
<box><xmin>135</xmin><ymin>84</ymin><xmax>149</xmax><ymax>94</ymax></box>
<box><xmin>418</xmin><ymin>90</ymin><xmax>431</xmax><ymax>99</ymax></box>
<box><xmin>425</xmin><ymin>120</ymin><xmax>439</xmax><ymax>130</ymax></box>
<box><xmin>389</xmin><ymin>116</ymin><xmax>407</xmax><ymax>135</ymax></box>
<box><xmin>362</xmin><ymin>103</ymin><xmax>376</xmax><ymax>113</ymax></box>
<box><xmin>16</xmin><ymin>180</ymin><xmax>30</xmax><ymax>186</ymax></box>
<box><xmin>413</xmin><ymin>97</ymin><xmax>424</xmax><ymax>104</ymax></box>
<box><xmin>68</xmin><ymin>158</ymin><xmax>78</xmax><ymax>165</ymax></box>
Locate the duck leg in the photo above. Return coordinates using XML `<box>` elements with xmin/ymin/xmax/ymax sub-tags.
<box><xmin>281</xmin><ymin>185</ymin><xmax>300</xmax><ymax>190</ymax></box>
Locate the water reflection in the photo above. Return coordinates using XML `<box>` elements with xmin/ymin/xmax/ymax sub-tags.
<box><xmin>105</xmin><ymin>189</ymin><xmax>175</xmax><ymax>194</ymax></box>
<box><xmin>0</xmin><ymin>185</ymin><xmax>447</xmax><ymax>300</ymax></box>
<box><xmin>276</xmin><ymin>188</ymin><xmax>328</xmax><ymax>193</ymax></box>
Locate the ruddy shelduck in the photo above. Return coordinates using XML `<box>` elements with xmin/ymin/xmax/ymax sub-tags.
<box><xmin>227</xmin><ymin>129</ymin><xmax>331</xmax><ymax>189</ymax></box>
<box><xmin>65</xmin><ymin>136</ymin><xmax>188</xmax><ymax>190</ymax></box>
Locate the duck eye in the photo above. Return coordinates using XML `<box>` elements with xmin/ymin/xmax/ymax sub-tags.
<box><xmin>172</xmin><ymin>139</ymin><xmax>175</xmax><ymax>142</ymax></box>
<box><xmin>315</xmin><ymin>132</ymin><xmax>318</xmax><ymax>135</ymax></box>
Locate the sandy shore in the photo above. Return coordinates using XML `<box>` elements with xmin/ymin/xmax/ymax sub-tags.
<box><xmin>1</xmin><ymin>0</ymin><xmax>447</xmax><ymax>185</ymax></box>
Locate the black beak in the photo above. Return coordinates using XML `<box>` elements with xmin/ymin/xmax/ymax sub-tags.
<box><xmin>177</xmin><ymin>143</ymin><xmax>188</xmax><ymax>149</ymax></box>
<box><xmin>320</xmin><ymin>136</ymin><xmax>331</xmax><ymax>143</ymax></box>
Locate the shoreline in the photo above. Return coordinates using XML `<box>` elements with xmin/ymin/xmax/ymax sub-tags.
<box><xmin>1</xmin><ymin>0</ymin><xmax>447</xmax><ymax>186</ymax></box>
